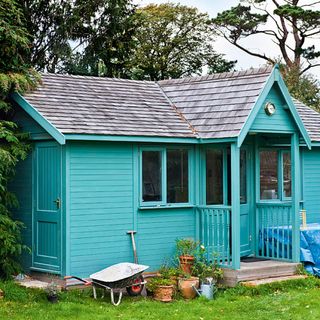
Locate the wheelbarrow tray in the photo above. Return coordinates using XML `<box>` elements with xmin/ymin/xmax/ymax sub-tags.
<box><xmin>90</xmin><ymin>262</ymin><xmax>149</xmax><ymax>289</ymax></box>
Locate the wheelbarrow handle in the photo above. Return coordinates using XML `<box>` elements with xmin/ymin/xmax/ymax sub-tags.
<box><xmin>64</xmin><ymin>276</ymin><xmax>92</xmax><ymax>286</ymax></box>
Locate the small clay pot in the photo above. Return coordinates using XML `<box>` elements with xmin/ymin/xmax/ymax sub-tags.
<box><xmin>179</xmin><ymin>255</ymin><xmax>195</xmax><ymax>274</ymax></box>
<box><xmin>154</xmin><ymin>285</ymin><xmax>174</xmax><ymax>302</ymax></box>
<box><xmin>47</xmin><ymin>294</ymin><xmax>58</xmax><ymax>303</ymax></box>
<box><xmin>178</xmin><ymin>277</ymin><xmax>199</xmax><ymax>299</ymax></box>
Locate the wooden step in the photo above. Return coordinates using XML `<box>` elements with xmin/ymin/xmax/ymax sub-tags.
<box><xmin>241</xmin><ymin>275</ymin><xmax>308</xmax><ymax>287</ymax></box>
<box><xmin>221</xmin><ymin>260</ymin><xmax>301</xmax><ymax>287</ymax></box>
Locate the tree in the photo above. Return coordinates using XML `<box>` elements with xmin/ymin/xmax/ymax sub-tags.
<box><xmin>63</xmin><ymin>0</ymin><xmax>137</xmax><ymax>77</ymax></box>
<box><xmin>20</xmin><ymin>0</ymin><xmax>74</xmax><ymax>72</ymax></box>
<box><xmin>213</xmin><ymin>0</ymin><xmax>320</xmax><ymax>75</ymax></box>
<box><xmin>128</xmin><ymin>3</ymin><xmax>235</xmax><ymax>81</ymax></box>
<box><xmin>281</xmin><ymin>65</ymin><xmax>320</xmax><ymax>111</ymax></box>
<box><xmin>0</xmin><ymin>0</ymin><xmax>38</xmax><ymax>278</ymax></box>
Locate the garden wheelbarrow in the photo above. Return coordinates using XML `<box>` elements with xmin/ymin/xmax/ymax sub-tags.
<box><xmin>64</xmin><ymin>262</ymin><xmax>149</xmax><ymax>306</ymax></box>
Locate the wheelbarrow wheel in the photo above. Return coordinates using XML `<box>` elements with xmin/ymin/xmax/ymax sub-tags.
<box><xmin>126</xmin><ymin>275</ymin><xmax>144</xmax><ymax>296</ymax></box>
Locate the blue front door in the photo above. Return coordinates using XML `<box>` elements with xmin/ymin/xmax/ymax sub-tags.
<box><xmin>240</xmin><ymin>147</ymin><xmax>253</xmax><ymax>256</ymax></box>
<box><xmin>33</xmin><ymin>142</ymin><xmax>61</xmax><ymax>272</ymax></box>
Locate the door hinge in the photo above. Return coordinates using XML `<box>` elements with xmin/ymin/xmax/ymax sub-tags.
<box><xmin>249</xmin><ymin>235</ymin><xmax>252</xmax><ymax>242</ymax></box>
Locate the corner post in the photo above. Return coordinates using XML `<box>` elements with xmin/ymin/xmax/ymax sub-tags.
<box><xmin>291</xmin><ymin>133</ymin><xmax>300</xmax><ymax>262</ymax></box>
<box><xmin>231</xmin><ymin>142</ymin><xmax>241</xmax><ymax>269</ymax></box>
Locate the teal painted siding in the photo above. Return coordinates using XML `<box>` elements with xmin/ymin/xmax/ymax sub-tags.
<box><xmin>302</xmin><ymin>147</ymin><xmax>320</xmax><ymax>223</ymax></box>
<box><xmin>68</xmin><ymin>141</ymin><xmax>134</xmax><ymax>276</ymax></box>
<box><xmin>68</xmin><ymin>141</ymin><xmax>197</xmax><ymax>276</ymax></box>
<box><xmin>137</xmin><ymin>208</ymin><xmax>196</xmax><ymax>268</ymax></box>
<box><xmin>13</xmin><ymin>106</ymin><xmax>51</xmax><ymax>140</ymax></box>
<box><xmin>250</xmin><ymin>85</ymin><xmax>296</xmax><ymax>133</ymax></box>
<box><xmin>9</xmin><ymin>154</ymin><xmax>33</xmax><ymax>271</ymax></box>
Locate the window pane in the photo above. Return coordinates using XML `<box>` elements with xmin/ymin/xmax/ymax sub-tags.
<box><xmin>260</xmin><ymin>150</ymin><xmax>278</xmax><ymax>200</ymax></box>
<box><xmin>240</xmin><ymin>150</ymin><xmax>247</xmax><ymax>204</ymax></box>
<box><xmin>167</xmin><ymin>149</ymin><xmax>189</xmax><ymax>203</ymax></box>
<box><xmin>283</xmin><ymin>152</ymin><xmax>291</xmax><ymax>198</ymax></box>
<box><xmin>142</xmin><ymin>151</ymin><xmax>162</xmax><ymax>202</ymax></box>
<box><xmin>206</xmin><ymin>149</ymin><xmax>223</xmax><ymax>205</ymax></box>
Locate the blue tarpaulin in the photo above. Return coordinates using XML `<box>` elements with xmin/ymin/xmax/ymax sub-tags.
<box><xmin>300</xmin><ymin>224</ymin><xmax>320</xmax><ymax>276</ymax></box>
<box><xmin>262</xmin><ymin>223</ymin><xmax>320</xmax><ymax>276</ymax></box>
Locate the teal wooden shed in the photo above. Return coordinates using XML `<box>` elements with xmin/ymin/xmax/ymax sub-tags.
<box><xmin>9</xmin><ymin>65</ymin><xmax>320</xmax><ymax>278</ymax></box>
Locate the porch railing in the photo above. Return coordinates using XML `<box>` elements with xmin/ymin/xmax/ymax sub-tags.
<box><xmin>198</xmin><ymin>206</ymin><xmax>232</xmax><ymax>267</ymax></box>
<box><xmin>256</xmin><ymin>202</ymin><xmax>292</xmax><ymax>261</ymax></box>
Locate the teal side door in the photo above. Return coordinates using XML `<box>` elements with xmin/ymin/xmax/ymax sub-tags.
<box><xmin>240</xmin><ymin>147</ymin><xmax>253</xmax><ymax>256</ymax></box>
<box><xmin>33</xmin><ymin>142</ymin><xmax>61</xmax><ymax>273</ymax></box>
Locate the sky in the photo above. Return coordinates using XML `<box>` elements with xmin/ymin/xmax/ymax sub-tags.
<box><xmin>135</xmin><ymin>0</ymin><xmax>320</xmax><ymax>78</ymax></box>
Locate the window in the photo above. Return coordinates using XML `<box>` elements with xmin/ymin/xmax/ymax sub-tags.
<box><xmin>206</xmin><ymin>149</ymin><xmax>223</xmax><ymax>205</ymax></box>
<box><xmin>142</xmin><ymin>151</ymin><xmax>162</xmax><ymax>202</ymax></box>
<box><xmin>283</xmin><ymin>152</ymin><xmax>291</xmax><ymax>198</ymax></box>
<box><xmin>240</xmin><ymin>149</ymin><xmax>247</xmax><ymax>204</ymax></box>
<box><xmin>167</xmin><ymin>149</ymin><xmax>189</xmax><ymax>203</ymax></box>
<box><xmin>259</xmin><ymin>149</ymin><xmax>291</xmax><ymax>201</ymax></box>
<box><xmin>260</xmin><ymin>150</ymin><xmax>278</xmax><ymax>200</ymax></box>
<box><xmin>141</xmin><ymin>148</ymin><xmax>190</xmax><ymax>206</ymax></box>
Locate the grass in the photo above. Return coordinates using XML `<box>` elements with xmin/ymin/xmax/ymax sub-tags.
<box><xmin>1</xmin><ymin>277</ymin><xmax>320</xmax><ymax>320</ymax></box>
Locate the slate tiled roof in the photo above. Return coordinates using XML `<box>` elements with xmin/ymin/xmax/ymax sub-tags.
<box><xmin>293</xmin><ymin>99</ymin><xmax>320</xmax><ymax>142</ymax></box>
<box><xmin>22</xmin><ymin>74</ymin><xmax>195</xmax><ymax>137</ymax></box>
<box><xmin>20</xmin><ymin>67</ymin><xmax>320</xmax><ymax>142</ymax></box>
<box><xmin>159</xmin><ymin>66</ymin><xmax>272</xmax><ymax>139</ymax></box>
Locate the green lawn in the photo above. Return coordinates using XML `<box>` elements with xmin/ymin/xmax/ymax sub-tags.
<box><xmin>1</xmin><ymin>277</ymin><xmax>320</xmax><ymax>320</ymax></box>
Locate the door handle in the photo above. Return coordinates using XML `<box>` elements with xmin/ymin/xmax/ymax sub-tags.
<box><xmin>53</xmin><ymin>197</ymin><xmax>61</xmax><ymax>209</ymax></box>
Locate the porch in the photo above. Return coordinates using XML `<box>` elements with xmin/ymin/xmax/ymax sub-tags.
<box><xmin>196</xmin><ymin>133</ymin><xmax>301</xmax><ymax>272</ymax></box>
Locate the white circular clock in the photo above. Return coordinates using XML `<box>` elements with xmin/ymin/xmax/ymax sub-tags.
<box><xmin>265</xmin><ymin>102</ymin><xmax>276</xmax><ymax>116</ymax></box>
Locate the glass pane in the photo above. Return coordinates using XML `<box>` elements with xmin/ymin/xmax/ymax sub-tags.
<box><xmin>167</xmin><ymin>149</ymin><xmax>189</xmax><ymax>203</ymax></box>
<box><xmin>240</xmin><ymin>149</ymin><xmax>247</xmax><ymax>204</ymax></box>
<box><xmin>142</xmin><ymin>151</ymin><xmax>162</xmax><ymax>202</ymax></box>
<box><xmin>260</xmin><ymin>150</ymin><xmax>278</xmax><ymax>200</ymax></box>
<box><xmin>206</xmin><ymin>149</ymin><xmax>223</xmax><ymax>205</ymax></box>
<box><xmin>283</xmin><ymin>152</ymin><xmax>291</xmax><ymax>198</ymax></box>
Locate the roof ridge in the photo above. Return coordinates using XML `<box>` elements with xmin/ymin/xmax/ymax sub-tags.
<box><xmin>158</xmin><ymin>65</ymin><xmax>273</xmax><ymax>86</ymax></box>
<box><xmin>40</xmin><ymin>72</ymin><xmax>155</xmax><ymax>84</ymax></box>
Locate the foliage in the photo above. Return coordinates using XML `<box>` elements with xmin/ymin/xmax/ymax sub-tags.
<box><xmin>19</xmin><ymin>0</ymin><xmax>137</xmax><ymax>76</ymax></box>
<box><xmin>158</xmin><ymin>265</ymin><xmax>184</xmax><ymax>279</ymax></box>
<box><xmin>0</xmin><ymin>0</ymin><xmax>38</xmax><ymax>279</ymax></box>
<box><xmin>20</xmin><ymin>0</ymin><xmax>74</xmax><ymax>73</ymax></box>
<box><xmin>175</xmin><ymin>238</ymin><xmax>199</xmax><ymax>257</ymax></box>
<box><xmin>128</xmin><ymin>3</ymin><xmax>236</xmax><ymax>80</ymax></box>
<box><xmin>213</xmin><ymin>0</ymin><xmax>320</xmax><ymax>75</ymax></box>
<box><xmin>281</xmin><ymin>65</ymin><xmax>320</xmax><ymax>112</ymax></box>
<box><xmin>45</xmin><ymin>281</ymin><xmax>59</xmax><ymax>297</ymax></box>
<box><xmin>146</xmin><ymin>277</ymin><xmax>173</xmax><ymax>293</ymax></box>
<box><xmin>191</xmin><ymin>245</ymin><xmax>223</xmax><ymax>282</ymax></box>
<box><xmin>63</xmin><ymin>0</ymin><xmax>137</xmax><ymax>77</ymax></box>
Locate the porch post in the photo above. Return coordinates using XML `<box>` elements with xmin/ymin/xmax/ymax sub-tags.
<box><xmin>231</xmin><ymin>142</ymin><xmax>241</xmax><ymax>269</ymax></box>
<box><xmin>291</xmin><ymin>133</ymin><xmax>300</xmax><ymax>262</ymax></box>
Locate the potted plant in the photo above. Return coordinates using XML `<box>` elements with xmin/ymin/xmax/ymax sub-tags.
<box><xmin>146</xmin><ymin>277</ymin><xmax>174</xmax><ymax>302</ymax></box>
<box><xmin>177</xmin><ymin>274</ymin><xmax>200</xmax><ymax>299</ymax></box>
<box><xmin>191</xmin><ymin>247</ymin><xmax>223</xmax><ymax>299</ymax></box>
<box><xmin>176</xmin><ymin>238</ymin><xmax>199</xmax><ymax>274</ymax></box>
<box><xmin>45</xmin><ymin>281</ymin><xmax>59</xmax><ymax>303</ymax></box>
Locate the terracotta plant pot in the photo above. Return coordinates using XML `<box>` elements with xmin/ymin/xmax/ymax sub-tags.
<box><xmin>154</xmin><ymin>285</ymin><xmax>174</xmax><ymax>302</ymax></box>
<box><xmin>47</xmin><ymin>294</ymin><xmax>58</xmax><ymax>303</ymax></box>
<box><xmin>179</xmin><ymin>255</ymin><xmax>195</xmax><ymax>274</ymax></box>
<box><xmin>178</xmin><ymin>277</ymin><xmax>199</xmax><ymax>299</ymax></box>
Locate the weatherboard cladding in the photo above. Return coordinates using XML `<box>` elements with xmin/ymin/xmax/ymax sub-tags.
<box><xmin>21</xmin><ymin>67</ymin><xmax>320</xmax><ymax>141</ymax></box>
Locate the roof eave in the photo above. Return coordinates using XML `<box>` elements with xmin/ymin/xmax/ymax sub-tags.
<box><xmin>10</xmin><ymin>92</ymin><xmax>66</xmax><ymax>145</ymax></box>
